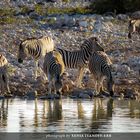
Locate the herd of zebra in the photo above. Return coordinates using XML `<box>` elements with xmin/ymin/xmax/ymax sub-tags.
<box><xmin>0</xmin><ymin>18</ymin><xmax>140</xmax><ymax>97</ymax></box>
<box><xmin>0</xmin><ymin>36</ymin><xmax>114</xmax><ymax>97</ymax></box>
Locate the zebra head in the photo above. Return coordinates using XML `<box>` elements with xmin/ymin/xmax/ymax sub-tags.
<box><xmin>18</xmin><ymin>42</ymin><xmax>28</xmax><ymax>63</ymax></box>
<box><xmin>90</xmin><ymin>37</ymin><xmax>104</xmax><ymax>52</ymax></box>
<box><xmin>81</xmin><ymin>37</ymin><xmax>104</xmax><ymax>53</ymax></box>
<box><xmin>55</xmin><ymin>74</ymin><xmax>63</xmax><ymax>95</ymax></box>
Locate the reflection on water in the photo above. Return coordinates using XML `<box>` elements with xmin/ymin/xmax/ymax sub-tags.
<box><xmin>0</xmin><ymin>98</ymin><xmax>140</xmax><ymax>132</ymax></box>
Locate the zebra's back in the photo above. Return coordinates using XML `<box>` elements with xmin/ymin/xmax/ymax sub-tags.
<box><xmin>57</xmin><ymin>48</ymin><xmax>83</xmax><ymax>68</ymax></box>
<box><xmin>43</xmin><ymin>51</ymin><xmax>65</xmax><ymax>77</ymax></box>
<box><xmin>20</xmin><ymin>36</ymin><xmax>54</xmax><ymax>60</ymax></box>
<box><xmin>89</xmin><ymin>51</ymin><xmax>112</xmax><ymax>79</ymax></box>
<box><xmin>43</xmin><ymin>51</ymin><xmax>65</xmax><ymax>94</ymax></box>
<box><xmin>57</xmin><ymin>37</ymin><xmax>104</xmax><ymax>69</ymax></box>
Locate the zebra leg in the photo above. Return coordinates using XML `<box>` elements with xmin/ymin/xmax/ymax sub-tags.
<box><xmin>48</xmin><ymin>81</ymin><xmax>52</xmax><ymax>95</ymax></box>
<box><xmin>39</xmin><ymin>67</ymin><xmax>48</xmax><ymax>81</ymax></box>
<box><xmin>77</xmin><ymin>68</ymin><xmax>85</xmax><ymax>87</ymax></box>
<box><xmin>96</xmin><ymin>79</ymin><xmax>101</xmax><ymax>94</ymax></box>
<box><xmin>99</xmin><ymin>77</ymin><xmax>104</xmax><ymax>93</ymax></box>
<box><xmin>48</xmin><ymin>74</ymin><xmax>53</xmax><ymax>95</ymax></box>
<box><xmin>94</xmin><ymin>81</ymin><xmax>98</xmax><ymax>91</ymax></box>
<box><xmin>53</xmin><ymin>80</ymin><xmax>57</xmax><ymax>95</ymax></box>
<box><xmin>4</xmin><ymin>73</ymin><xmax>11</xmax><ymax>94</ymax></box>
<box><xmin>38</xmin><ymin>58</ymin><xmax>48</xmax><ymax>81</ymax></box>
<box><xmin>1</xmin><ymin>76</ymin><xmax>5</xmax><ymax>95</ymax></box>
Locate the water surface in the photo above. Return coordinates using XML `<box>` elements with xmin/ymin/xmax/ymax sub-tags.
<box><xmin>0</xmin><ymin>98</ymin><xmax>140</xmax><ymax>132</ymax></box>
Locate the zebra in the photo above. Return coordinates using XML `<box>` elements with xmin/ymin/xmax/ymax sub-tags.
<box><xmin>43</xmin><ymin>51</ymin><xmax>65</xmax><ymax>95</ymax></box>
<box><xmin>0</xmin><ymin>54</ymin><xmax>10</xmax><ymax>95</ymax></box>
<box><xmin>128</xmin><ymin>19</ymin><xmax>140</xmax><ymax>39</ymax></box>
<box><xmin>17</xmin><ymin>36</ymin><xmax>54</xmax><ymax>79</ymax></box>
<box><xmin>88</xmin><ymin>51</ymin><xmax>114</xmax><ymax>97</ymax></box>
<box><xmin>57</xmin><ymin>37</ymin><xmax>104</xmax><ymax>87</ymax></box>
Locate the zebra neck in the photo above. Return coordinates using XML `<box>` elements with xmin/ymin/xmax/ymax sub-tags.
<box><xmin>81</xmin><ymin>47</ymin><xmax>92</xmax><ymax>61</ymax></box>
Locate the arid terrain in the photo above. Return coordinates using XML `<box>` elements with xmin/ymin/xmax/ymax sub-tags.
<box><xmin>0</xmin><ymin>0</ymin><xmax>140</xmax><ymax>99</ymax></box>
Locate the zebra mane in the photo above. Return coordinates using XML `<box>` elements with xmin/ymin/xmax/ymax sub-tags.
<box><xmin>22</xmin><ymin>37</ymin><xmax>38</xmax><ymax>42</ymax></box>
<box><xmin>80</xmin><ymin>37</ymin><xmax>99</xmax><ymax>49</ymax></box>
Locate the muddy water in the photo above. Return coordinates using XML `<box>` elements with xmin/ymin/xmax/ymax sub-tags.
<box><xmin>0</xmin><ymin>98</ymin><xmax>140</xmax><ymax>132</ymax></box>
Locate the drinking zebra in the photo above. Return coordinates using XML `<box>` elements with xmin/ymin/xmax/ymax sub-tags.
<box><xmin>0</xmin><ymin>54</ymin><xmax>10</xmax><ymax>95</ymax></box>
<box><xmin>88</xmin><ymin>51</ymin><xmax>114</xmax><ymax>96</ymax></box>
<box><xmin>43</xmin><ymin>51</ymin><xmax>65</xmax><ymax>95</ymax></box>
<box><xmin>17</xmin><ymin>36</ymin><xmax>54</xmax><ymax>79</ymax></box>
<box><xmin>57</xmin><ymin>37</ymin><xmax>104</xmax><ymax>87</ymax></box>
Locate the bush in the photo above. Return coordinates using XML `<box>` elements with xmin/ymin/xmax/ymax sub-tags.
<box><xmin>46</xmin><ymin>7</ymin><xmax>92</xmax><ymax>15</ymax></box>
<box><xmin>0</xmin><ymin>8</ymin><xmax>16</xmax><ymax>17</ymax></box>
<box><xmin>90</xmin><ymin>0</ymin><xmax>140</xmax><ymax>14</ymax></box>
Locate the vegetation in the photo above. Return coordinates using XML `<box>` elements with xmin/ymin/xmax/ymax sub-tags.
<box><xmin>0</xmin><ymin>4</ymin><xmax>92</xmax><ymax>25</ymax></box>
<box><xmin>1</xmin><ymin>0</ymin><xmax>139</xmax><ymax>25</ymax></box>
<box><xmin>20</xmin><ymin>5</ymin><xmax>32</xmax><ymax>15</ymax></box>
<box><xmin>0</xmin><ymin>16</ymin><xmax>34</xmax><ymax>25</ymax></box>
<box><xmin>90</xmin><ymin>0</ymin><xmax>140</xmax><ymax>14</ymax></box>
<box><xmin>62</xmin><ymin>0</ymin><xmax>70</xmax><ymax>2</ymax></box>
<box><xmin>46</xmin><ymin>7</ymin><xmax>92</xmax><ymax>15</ymax></box>
<box><xmin>34</xmin><ymin>4</ymin><xmax>46</xmax><ymax>15</ymax></box>
<box><xmin>0</xmin><ymin>8</ymin><xmax>16</xmax><ymax>17</ymax></box>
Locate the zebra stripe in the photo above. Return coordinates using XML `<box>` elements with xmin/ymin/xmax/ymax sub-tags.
<box><xmin>18</xmin><ymin>36</ymin><xmax>54</xmax><ymax>79</ymax></box>
<box><xmin>18</xmin><ymin>36</ymin><xmax>54</xmax><ymax>61</ymax></box>
<box><xmin>0</xmin><ymin>54</ymin><xmax>10</xmax><ymax>95</ymax></box>
<box><xmin>58</xmin><ymin>37</ymin><xmax>104</xmax><ymax>68</ymax></box>
<box><xmin>88</xmin><ymin>51</ymin><xmax>114</xmax><ymax>96</ymax></box>
<box><xmin>57</xmin><ymin>37</ymin><xmax>104</xmax><ymax>87</ymax></box>
<box><xmin>43</xmin><ymin>51</ymin><xmax>65</xmax><ymax>94</ymax></box>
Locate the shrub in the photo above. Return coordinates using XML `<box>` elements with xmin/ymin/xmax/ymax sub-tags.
<box><xmin>0</xmin><ymin>8</ymin><xmax>16</xmax><ymax>17</ymax></box>
<box><xmin>90</xmin><ymin>0</ymin><xmax>140</xmax><ymax>14</ymax></box>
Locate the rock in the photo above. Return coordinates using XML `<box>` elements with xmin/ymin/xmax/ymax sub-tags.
<box><xmin>62</xmin><ymin>72</ymin><xmax>75</xmax><ymax>94</ymax></box>
<box><xmin>79</xmin><ymin>20</ymin><xmax>88</xmax><ymax>28</ymax></box>
<box><xmin>4</xmin><ymin>94</ymin><xmax>13</xmax><ymax>98</ymax></box>
<box><xmin>116</xmin><ymin>14</ymin><xmax>129</xmax><ymax>20</ymax></box>
<box><xmin>0</xmin><ymin>95</ymin><xmax>5</xmax><ymax>100</ymax></box>
<box><xmin>123</xmin><ymin>88</ymin><xmax>138</xmax><ymax>99</ymax></box>
<box><xmin>69</xmin><ymin>95</ymin><xmax>78</xmax><ymax>99</ymax></box>
<box><xmin>99</xmin><ymin>91</ymin><xmax>110</xmax><ymax>97</ymax></box>
<box><xmin>93</xmin><ymin>20</ymin><xmax>111</xmax><ymax>33</ymax></box>
<box><xmin>29</xmin><ymin>12</ymin><xmax>42</xmax><ymax>20</ymax></box>
<box><xmin>84</xmin><ymin>89</ymin><xmax>96</xmax><ymax>98</ymax></box>
<box><xmin>44</xmin><ymin>94</ymin><xmax>61</xmax><ymax>100</ymax></box>
<box><xmin>62</xmin><ymin>84</ymin><xmax>69</xmax><ymax>95</ymax></box>
<box><xmin>131</xmin><ymin>11</ymin><xmax>140</xmax><ymax>19</ymax></box>
<box><xmin>93</xmin><ymin>20</ymin><xmax>102</xmax><ymax>33</ymax></box>
<box><xmin>127</xmin><ymin>56</ymin><xmax>140</xmax><ymax>71</ymax></box>
<box><xmin>103</xmin><ymin>12</ymin><xmax>115</xmax><ymax>17</ymax></box>
<box><xmin>26</xmin><ymin>90</ymin><xmax>38</xmax><ymax>100</ymax></box>
<box><xmin>71</xmin><ymin>89</ymin><xmax>81</xmax><ymax>97</ymax></box>
<box><xmin>104</xmin><ymin>16</ymin><xmax>114</xmax><ymax>21</ymax></box>
<box><xmin>70</xmin><ymin>89</ymin><xmax>94</xmax><ymax>99</ymax></box>
<box><xmin>79</xmin><ymin>93</ymin><xmax>91</xmax><ymax>99</ymax></box>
